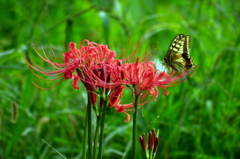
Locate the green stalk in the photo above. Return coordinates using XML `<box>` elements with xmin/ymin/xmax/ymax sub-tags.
<box><xmin>132</xmin><ymin>93</ymin><xmax>140</xmax><ymax>159</ymax></box>
<box><xmin>87</xmin><ymin>99</ymin><xmax>93</xmax><ymax>159</ymax></box>
<box><xmin>82</xmin><ymin>106</ymin><xmax>88</xmax><ymax>159</ymax></box>
<box><xmin>97</xmin><ymin>100</ymin><xmax>108</xmax><ymax>159</ymax></box>
<box><xmin>93</xmin><ymin>116</ymin><xmax>101</xmax><ymax>159</ymax></box>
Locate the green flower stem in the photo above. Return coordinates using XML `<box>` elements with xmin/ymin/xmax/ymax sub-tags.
<box><xmin>93</xmin><ymin>116</ymin><xmax>101</xmax><ymax>159</ymax></box>
<box><xmin>82</xmin><ymin>106</ymin><xmax>88</xmax><ymax>159</ymax></box>
<box><xmin>132</xmin><ymin>93</ymin><xmax>140</xmax><ymax>159</ymax></box>
<box><xmin>87</xmin><ymin>99</ymin><xmax>93</xmax><ymax>159</ymax></box>
<box><xmin>98</xmin><ymin>100</ymin><xmax>108</xmax><ymax>159</ymax></box>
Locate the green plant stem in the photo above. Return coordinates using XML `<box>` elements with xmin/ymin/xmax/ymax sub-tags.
<box><xmin>132</xmin><ymin>93</ymin><xmax>140</xmax><ymax>159</ymax></box>
<box><xmin>93</xmin><ymin>116</ymin><xmax>101</xmax><ymax>159</ymax></box>
<box><xmin>82</xmin><ymin>106</ymin><xmax>88</xmax><ymax>159</ymax></box>
<box><xmin>87</xmin><ymin>99</ymin><xmax>92</xmax><ymax>159</ymax></box>
<box><xmin>98</xmin><ymin>100</ymin><xmax>108</xmax><ymax>159</ymax></box>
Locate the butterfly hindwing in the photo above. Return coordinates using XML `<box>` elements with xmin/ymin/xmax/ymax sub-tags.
<box><xmin>164</xmin><ymin>34</ymin><xmax>196</xmax><ymax>72</ymax></box>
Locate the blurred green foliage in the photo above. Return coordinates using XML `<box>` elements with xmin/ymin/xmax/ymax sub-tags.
<box><xmin>0</xmin><ymin>0</ymin><xmax>240</xmax><ymax>158</ymax></box>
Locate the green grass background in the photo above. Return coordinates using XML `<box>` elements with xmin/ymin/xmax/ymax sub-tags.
<box><xmin>1</xmin><ymin>0</ymin><xmax>239</xmax><ymax>158</ymax></box>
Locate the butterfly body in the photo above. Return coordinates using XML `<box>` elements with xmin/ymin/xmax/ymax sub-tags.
<box><xmin>164</xmin><ymin>34</ymin><xmax>196</xmax><ymax>72</ymax></box>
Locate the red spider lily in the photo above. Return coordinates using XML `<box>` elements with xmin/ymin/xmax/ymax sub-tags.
<box><xmin>89</xmin><ymin>58</ymin><xmax>188</xmax><ymax>122</ymax></box>
<box><xmin>25</xmin><ymin>40</ymin><xmax>116</xmax><ymax>91</ymax></box>
<box><xmin>121</xmin><ymin>58</ymin><xmax>188</xmax><ymax>96</ymax></box>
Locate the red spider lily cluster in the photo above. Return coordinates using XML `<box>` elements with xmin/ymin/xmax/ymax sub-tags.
<box><xmin>26</xmin><ymin>40</ymin><xmax>187</xmax><ymax>122</ymax></box>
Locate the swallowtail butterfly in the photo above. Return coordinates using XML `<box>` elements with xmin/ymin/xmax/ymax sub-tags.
<box><xmin>164</xmin><ymin>34</ymin><xmax>196</xmax><ymax>72</ymax></box>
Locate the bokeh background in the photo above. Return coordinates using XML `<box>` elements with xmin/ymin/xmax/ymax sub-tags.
<box><xmin>1</xmin><ymin>0</ymin><xmax>239</xmax><ymax>159</ymax></box>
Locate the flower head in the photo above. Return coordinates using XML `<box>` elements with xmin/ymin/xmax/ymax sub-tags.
<box><xmin>26</xmin><ymin>40</ymin><xmax>116</xmax><ymax>90</ymax></box>
<box><xmin>88</xmin><ymin>57</ymin><xmax>188</xmax><ymax>122</ymax></box>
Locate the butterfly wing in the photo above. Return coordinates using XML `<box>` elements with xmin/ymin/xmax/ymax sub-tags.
<box><xmin>182</xmin><ymin>35</ymin><xmax>196</xmax><ymax>71</ymax></box>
